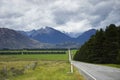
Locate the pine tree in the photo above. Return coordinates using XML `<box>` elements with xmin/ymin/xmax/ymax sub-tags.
<box><xmin>104</xmin><ymin>24</ymin><xmax>118</xmax><ymax>63</ymax></box>
<box><xmin>74</xmin><ymin>24</ymin><xmax>120</xmax><ymax>64</ymax></box>
<box><xmin>93</xmin><ymin>29</ymin><xmax>106</xmax><ymax>63</ymax></box>
<box><xmin>116</xmin><ymin>26</ymin><xmax>120</xmax><ymax>63</ymax></box>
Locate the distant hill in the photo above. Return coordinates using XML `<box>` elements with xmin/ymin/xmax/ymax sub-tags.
<box><xmin>76</xmin><ymin>29</ymin><xmax>96</xmax><ymax>44</ymax></box>
<box><xmin>0</xmin><ymin>28</ymin><xmax>52</xmax><ymax>49</ymax></box>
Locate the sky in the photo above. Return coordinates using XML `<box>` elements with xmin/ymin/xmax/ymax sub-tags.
<box><xmin>0</xmin><ymin>0</ymin><xmax>120</xmax><ymax>37</ymax></box>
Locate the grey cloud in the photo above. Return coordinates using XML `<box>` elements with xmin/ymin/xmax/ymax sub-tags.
<box><xmin>98</xmin><ymin>0</ymin><xmax>120</xmax><ymax>28</ymax></box>
<box><xmin>0</xmin><ymin>0</ymin><xmax>119</xmax><ymax>35</ymax></box>
<box><xmin>100</xmin><ymin>6</ymin><xmax>120</xmax><ymax>27</ymax></box>
<box><xmin>53</xmin><ymin>10</ymin><xmax>77</xmax><ymax>25</ymax></box>
<box><xmin>0</xmin><ymin>19</ymin><xmax>25</xmax><ymax>30</ymax></box>
<box><xmin>52</xmin><ymin>0</ymin><xmax>119</xmax><ymax>28</ymax></box>
<box><xmin>77</xmin><ymin>0</ymin><xmax>119</xmax><ymax>27</ymax></box>
<box><xmin>27</xmin><ymin>0</ymin><xmax>55</xmax><ymax>4</ymax></box>
<box><xmin>0</xmin><ymin>12</ymin><xmax>23</xmax><ymax>19</ymax></box>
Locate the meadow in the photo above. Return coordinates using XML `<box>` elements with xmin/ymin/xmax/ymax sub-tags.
<box><xmin>0</xmin><ymin>49</ymin><xmax>84</xmax><ymax>80</ymax></box>
<box><xmin>0</xmin><ymin>54</ymin><xmax>68</xmax><ymax>61</ymax></box>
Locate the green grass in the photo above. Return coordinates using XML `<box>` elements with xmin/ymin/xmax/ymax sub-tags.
<box><xmin>0</xmin><ymin>50</ymin><xmax>85</xmax><ymax>80</ymax></box>
<box><xmin>101</xmin><ymin>64</ymin><xmax>120</xmax><ymax>68</ymax></box>
<box><xmin>0</xmin><ymin>50</ymin><xmax>78</xmax><ymax>61</ymax></box>
<box><xmin>0</xmin><ymin>54</ymin><xmax>68</xmax><ymax>61</ymax></box>
<box><xmin>12</xmin><ymin>61</ymin><xmax>84</xmax><ymax>80</ymax></box>
<box><xmin>71</xmin><ymin>50</ymin><xmax>77</xmax><ymax>55</ymax></box>
<box><xmin>0</xmin><ymin>61</ymin><xmax>84</xmax><ymax>80</ymax></box>
<box><xmin>71</xmin><ymin>49</ymin><xmax>77</xmax><ymax>59</ymax></box>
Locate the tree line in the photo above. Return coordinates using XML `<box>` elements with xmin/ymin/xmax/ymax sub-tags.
<box><xmin>0</xmin><ymin>51</ymin><xmax>66</xmax><ymax>55</ymax></box>
<box><xmin>74</xmin><ymin>24</ymin><xmax>120</xmax><ymax>64</ymax></box>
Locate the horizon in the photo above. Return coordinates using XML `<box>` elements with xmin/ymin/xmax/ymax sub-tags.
<box><xmin>0</xmin><ymin>25</ymin><xmax>97</xmax><ymax>38</ymax></box>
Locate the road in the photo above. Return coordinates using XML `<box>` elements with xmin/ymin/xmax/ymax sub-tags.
<box><xmin>72</xmin><ymin>61</ymin><xmax>120</xmax><ymax>80</ymax></box>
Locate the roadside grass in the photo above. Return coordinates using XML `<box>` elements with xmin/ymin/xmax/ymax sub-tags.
<box><xmin>101</xmin><ymin>64</ymin><xmax>120</xmax><ymax>68</ymax></box>
<box><xmin>71</xmin><ymin>49</ymin><xmax>77</xmax><ymax>54</ymax></box>
<box><xmin>71</xmin><ymin>49</ymin><xmax>77</xmax><ymax>59</ymax></box>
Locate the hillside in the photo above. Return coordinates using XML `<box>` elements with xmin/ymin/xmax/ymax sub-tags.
<box><xmin>0</xmin><ymin>28</ymin><xmax>52</xmax><ymax>49</ymax></box>
<box><xmin>76</xmin><ymin>29</ymin><xmax>96</xmax><ymax>44</ymax></box>
<box><xmin>74</xmin><ymin>24</ymin><xmax>120</xmax><ymax>64</ymax></box>
<box><xmin>29</xmin><ymin>27</ymin><xmax>74</xmax><ymax>44</ymax></box>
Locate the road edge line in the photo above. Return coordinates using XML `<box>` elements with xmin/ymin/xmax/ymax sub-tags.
<box><xmin>78</xmin><ymin>66</ymin><xmax>96</xmax><ymax>80</ymax></box>
<box><xmin>72</xmin><ymin>62</ymin><xmax>96</xmax><ymax>80</ymax></box>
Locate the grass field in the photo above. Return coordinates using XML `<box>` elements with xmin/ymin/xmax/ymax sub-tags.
<box><xmin>0</xmin><ymin>54</ymin><xmax>68</xmax><ymax>61</ymax></box>
<box><xmin>0</xmin><ymin>49</ymin><xmax>84</xmax><ymax>80</ymax></box>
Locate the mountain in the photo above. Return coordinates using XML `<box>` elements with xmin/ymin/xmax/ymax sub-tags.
<box><xmin>18</xmin><ymin>29</ymin><xmax>36</xmax><ymax>36</ymax></box>
<box><xmin>18</xmin><ymin>27</ymin><xmax>96</xmax><ymax>48</ymax></box>
<box><xmin>76</xmin><ymin>29</ymin><xmax>96</xmax><ymax>44</ymax></box>
<box><xmin>0</xmin><ymin>28</ymin><xmax>53</xmax><ymax>49</ymax></box>
<box><xmin>29</xmin><ymin>27</ymin><xmax>74</xmax><ymax>44</ymax></box>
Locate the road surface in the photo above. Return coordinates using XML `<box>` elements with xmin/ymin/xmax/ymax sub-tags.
<box><xmin>72</xmin><ymin>61</ymin><xmax>120</xmax><ymax>80</ymax></box>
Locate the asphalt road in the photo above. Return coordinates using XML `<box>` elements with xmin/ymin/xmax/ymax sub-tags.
<box><xmin>72</xmin><ymin>61</ymin><xmax>120</xmax><ymax>80</ymax></box>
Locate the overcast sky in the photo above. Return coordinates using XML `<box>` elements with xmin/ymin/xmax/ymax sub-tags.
<box><xmin>0</xmin><ymin>0</ymin><xmax>120</xmax><ymax>37</ymax></box>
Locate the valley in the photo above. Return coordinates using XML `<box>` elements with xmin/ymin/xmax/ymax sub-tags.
<box><xmin>0</xmin><ymin>0</ymin><xmax>119</xmax><ymax>80</ymax></box>
<box><xmin>0</xmin><ymin>27</ymin><xmax>96</xmax><ymax>49</ymax></box>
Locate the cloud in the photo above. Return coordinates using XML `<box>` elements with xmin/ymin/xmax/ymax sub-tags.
<box><xmin>55</xmin><ymin>20</ymin><xmax>92</xmax><ymax>33</ymax></box>
<box><xmin>99</xmin><ymin>0</ymin><xmax>120</xmax><ymax>28</ymax></box>
<box><xmin>0</xmin><ymin>0</ymin><xmax>120</xmax><ymax>37</ymax></box>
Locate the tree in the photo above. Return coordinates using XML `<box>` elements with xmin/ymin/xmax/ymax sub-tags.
<box><xmin>104</xmin><ymin>24</ymin><xmax>119</xmax><ymax>63</ymax></box>
<box><xmin>74</xmin><ymin>24</ymin><xmax>120</xmax><ymax>64</ymax></box>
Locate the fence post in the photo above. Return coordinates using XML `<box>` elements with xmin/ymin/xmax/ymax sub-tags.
<box><xmin>68</xmin><ymin>48</ymin><xmax>73</xmax><ymax>73</ymax></box>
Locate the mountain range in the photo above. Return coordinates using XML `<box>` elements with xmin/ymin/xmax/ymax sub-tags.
<box><xmin>0</xmin><ymin>28</ymin><xmax>53</xmax><ymax>49</ymax></box>
<box><xmin>19</xmin><ymin>27</ymin><xmax>96</xmax><ymax>48</ymax></box>
<box><xmin>21</xmin><ymin>27</ymin><xmax>96</xmax><ymax>44</ymax></box>
<box><xmin>0</xmin><ymin>27</ymin><xmax>96</xmax><ymax>49</ymax></box>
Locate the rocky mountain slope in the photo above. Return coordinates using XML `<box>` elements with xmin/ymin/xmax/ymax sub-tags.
<box><xmin>0</xmin><ymin>28</ymin><xmax>52</xmax><ymax>49</ymax></box>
